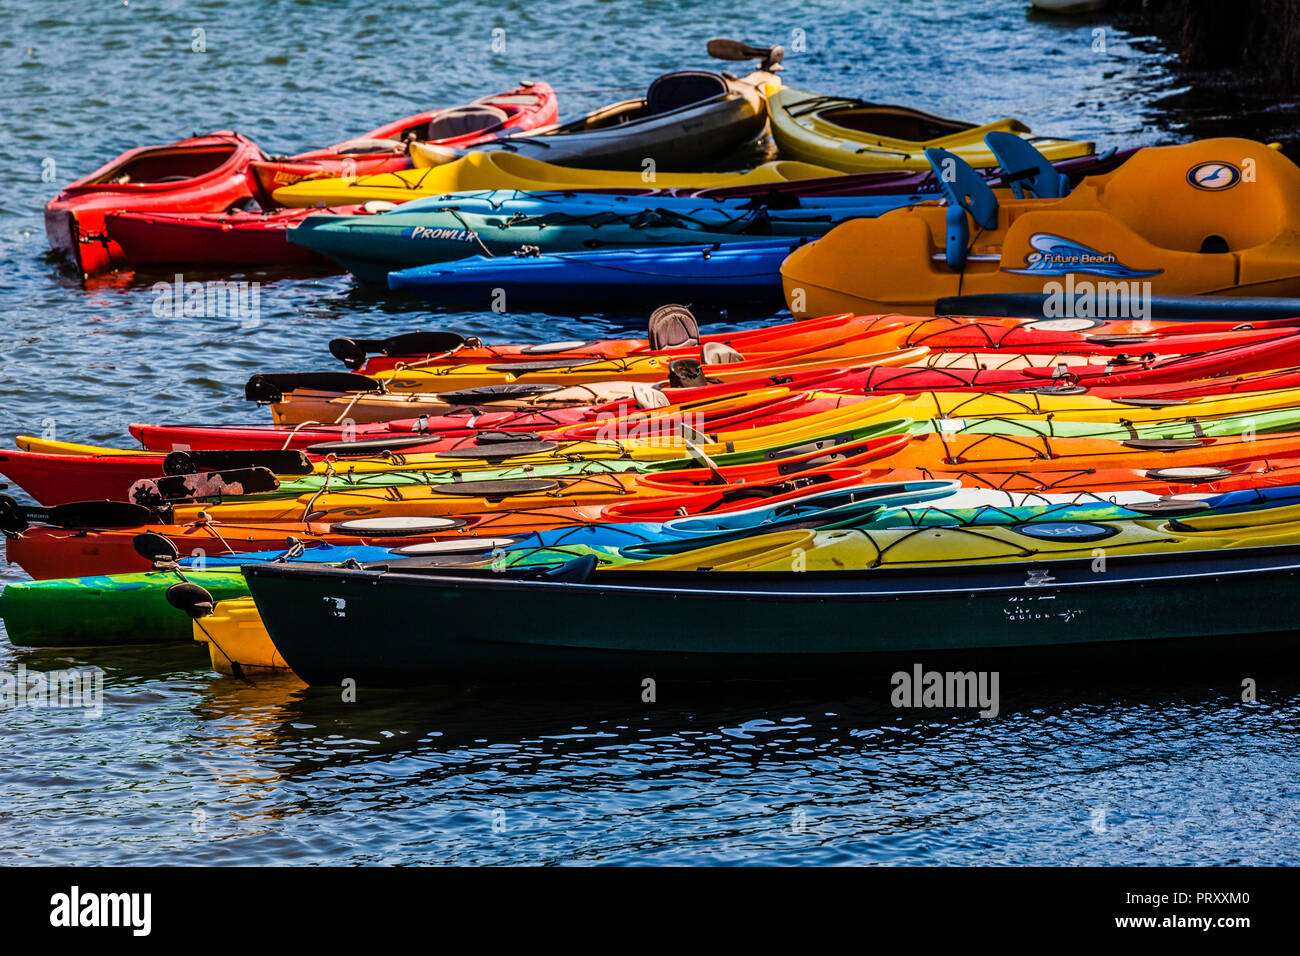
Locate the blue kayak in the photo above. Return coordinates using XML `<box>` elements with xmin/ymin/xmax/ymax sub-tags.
<box><xmin>288</xmin><ymin>188</ymin><xmax>925</xmax><ymax>282</ymax></box>
<box><xmin>181</xmin><ymin>482</ymin><xmax>1300</xmax><ymax>571</ymax></box>
<box><xmin>386</xmin><ymin>238</ymin><xmax>806</xmax><ymax>316</ymax></box>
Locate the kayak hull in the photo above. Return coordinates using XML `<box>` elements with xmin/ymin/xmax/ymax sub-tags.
<box><xmin>782</xmin><ymin>137</ymin><xmax>1300</xmax><ymax>316</ymax></box>
<box><xmin>387</xmin><ymin>239</ymin><xmax>803</xmax><ymax>316</ymax></box>
<box><xmin>104</xmin><ymin>207</ymin><xmax>336</xmax><ymax>268</ymax></box>
<box><xmin>0</xmin><ymin>569</ymin><xmax>249</xmax><ymax>647</ymax></box>
<box><xmin>271</xmin><ymin>152</ymin><xmax>845</xmax><ymax>207</ymax></box>
<box><xmin>768</xmin><ymin>86</ymin><xmax>1094</xmax><ymax>173</ymax></box>
<box><xmin>43</xmin><ymin>132</ymin><xmax>263</xmax><ymax>276</ymax></box>
<box><xmin>435</xmin><ymin>71</ymin><xmax>776</xmax><ymax>171</ymax></box>
<box><xmin>248</xmin><ymin>82</ymin><xmax>558</xmax><ymax>197</ymax></box>
<box><xmin>244</xmin><ymin>546</ymin><xmax>1300</xmax><ymax>686</ymax></box>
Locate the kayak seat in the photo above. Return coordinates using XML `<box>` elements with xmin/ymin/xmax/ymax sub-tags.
<box><xmin>924</xmin><ymin>147</ymin><xmax>1000</xmax><ymax>270</ymax></box>
<box><xmin>335</xmin><ymin>138</ymin><xmax>407</xmax><ymax>155</ymax></box>
<box><xmin>648</xmin><ymin>304</ymin><xmax>700</xmax><ymax>349</ymax></box>
<box><xmin>632</xmin><ymin>382</ymin><xmax>669</xmax><ymax>409</ymax></box>
<box><xmin>645</xmin><ymin>71</ymin><xmax>729</xmax><ymax>116</ymax></box>
<box><xmin>424</xmin><ymin>105</ymin><xmax>508</xmax><ymax>140</ymax></box>
<box><xmin>702</xmin><ymin>342</ymin><xmax>744</xmax><ymax>365</ymax></box>
<box><xmin>984</xmin><ymin>131</ymin><xmax>1070</xmax><ymax>200</ymax></box>
<box><xmin>668</xmin><ymin>358</ymin><xmax>712</xmax><ymax>388</ymax></box>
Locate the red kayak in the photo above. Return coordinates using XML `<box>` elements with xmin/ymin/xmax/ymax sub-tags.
<box><xmin>1</xmin><ymin>392</ymin><xmax>843</xmax><ymax>505</ymax></box>
<box><xmin>248</xmin><ymin>82</ymin><xmax>558</xmax><ymax>198</ymax></box>
<box><xmin>340</xmin><ymin>312</ymin><xmax>1300</xmax><ymax>375</ymax></box>
<box><xmin>44</xmin><ymin>131</ymin><xmax>264</xmax><ymax>275</ymax></box>
<box><xmin>103</xmin><ymin>205</ymin><xmax>366</xmax><ymax>269</ymax></box>
<box><xmin>8</xmin><ymin>450</ymin><xmax>1300</xmax><ymax>581</ymax></box>
<box><xmin>0</xmin><ymin>444</ymin><xmax>906</xmax><ymax>579</ymax></box>
<box><xmin>656</xmin><ymin>333</ymin><xmax>1300</xmax><ymax>403</ymax></box>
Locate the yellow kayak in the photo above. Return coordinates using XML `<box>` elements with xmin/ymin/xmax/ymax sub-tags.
<box><xmin>271</xmin><ymin>150</ymin><xmax>846</xmax><ymax>207</ymax></box>
<box><xmin>632</xmin><ymin>499</ymin><xmax>1300</xmax><ymax>573</ymax></box>
<box><xmin>18</xmin><ymin>398</ymin><xmax>908</xmax><ymax>478</ymax></box>
<box><xmin>768</xmin><ymin>86</ymin><xmax>1094</xmax><ymax>173</ymax></box>
<box><xmin>194</xmin><ymin>597</ymin><xmax>292</xmax><ymax>678</ymax></box>
<box><xmin>894</xmin><ymin>386</ymin><xmax>1300</xmax><ymax>423</ymax></box>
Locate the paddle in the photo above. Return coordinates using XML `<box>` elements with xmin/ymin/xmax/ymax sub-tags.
<box><xmin>305</xmin><ymin>435</ymin><xmax>443</xmax><ymax>457</ymax></box>
<box><xmin>438</xmin><ymin>383</ymin><xmax>566</xmax><ymax>405</ymax></box>
<box><xmin>706</xmin><ymin>37</ymin><xmax>785</xmax><ymax>71</ymax></box>
<box><xmin>164</xmin><ymin>449</ymin><xmax>313</xmax><ymax>477</ymax></box>
<box><xmin>129</xmin><ymin>467</ymin><xmax>281</xmax><ymax>508</ymax></box>
<box><xmin>245</xmin><ymin>371</ymin><xmax>383</xmax><ymax>403</ymax></box>
<box><xmin>133</xmin><ymin>532</ymin><xmax>180</xmax><ymax>565</ymax></box>
<box><xmin>329</xmin><ymin>331</ymin><xmax>470</xmax><ymax>370</ymax></box>
<box><xmin>165</xmin><ymin>582</ymin><xmax>216</xmax><ymax>619</ymax></box>
<box><xmin>0</xmin><ymin>494</ymin><xmax>154</xmax><ymax>534</ymax></box>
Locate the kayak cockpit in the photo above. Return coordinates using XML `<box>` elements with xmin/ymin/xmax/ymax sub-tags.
<box><xmin>566</xmin><ymin>71</ymin><xmax>734</xmax><ymax>131</ymax></box>
<box><xmin>94</xmin><ymin>144</ymin><xmax>240</xmax><ymax>186</ymax></box>
<box><xmin>820</xmin><ymin>103</ymin><xmax>979</xmax><ymax>141</ymax></box>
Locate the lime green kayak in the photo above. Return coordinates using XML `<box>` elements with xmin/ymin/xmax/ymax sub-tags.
<box><xmin>0</xmin><ymin>569</ymin><xmax>249</xmax><ymax>647</ymax></box>
<box><xmin>913</xmin><ymin>408</ymin><xmax>1300</xmax><ymax>439</ymax></box>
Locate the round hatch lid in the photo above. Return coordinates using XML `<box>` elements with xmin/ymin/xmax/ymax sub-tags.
<box><xmin>435</xmin><ymin>440</ymin><xmax>559</xmax><ymax>459</ymax></box>
<box><xmin>1012</xmin><ymin>521</ymin><xmax>1120</xmax><ymax>542</ymax></box>
<box><xmin>330</xmin><ymin>515</ymin><xmax>465</xmax><ymax>536</ymax></box>
<box><xmin>431</xmin><ymin>478</ymin><xmax>559</xmax><ymax>497</ymax></box>
<box><xmin>438</xmin><ymin>383</ymin><xmax>565</xmax><ymax>405</ymax></box>
<box><xmin>1144</xmin><ymin>466</ymin><xmax>1233</xmax><ymax>483</ymax></box>
<box><xmin>392</xmin><ymin>536</ymin><xmax>517</xmax><ymax>556</ymax></box>
<box><xmin>521</xmin><ymin>341</ymin><xmax>591</xmax><ymax>354</ymax></box>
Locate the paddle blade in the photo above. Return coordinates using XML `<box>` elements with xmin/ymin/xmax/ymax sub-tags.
<box><xmin>0</xmin><ymin>494</ymin><xmax>27</xmax><ymax>534</ymax></box>
<box><xmin>133</xmin><ymin>532</ymin><xmax>180</xmax><ymax>564</ymax></box>
<box><xmin>329</xmin><ymin>331</ymin><xmax>468</xmax><ymax>369</ymax></box>
<box><xmin>165</xmin><ymin>582</ymin><xmax>215</xmax><ymax>619</ymax></box>
<box><xmin>244</xmin><ymin>372</ymin><xmax>381</xmax><ymax>403</ymax></box>
<box><xmin>129</xmin><ymin>467</ymin><xmax>281</xmax><ymax>507</ymax></box>
<box><xmin>707</xmin><ymin>38</ymin><xmax>784</xmax><ymax>70</ymax></box>
<box><xmin>163</xmin><ymin>450</ymin><xmax>313</xmax><ymax>477</ymax></box>
<box><xmin>46</xmin><ymin>500</ymin><xmax>155</xmax><ymax>529</ymax></box>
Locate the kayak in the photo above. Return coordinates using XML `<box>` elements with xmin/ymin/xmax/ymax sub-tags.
<box><xmin>674</xmin><ymin>149</ymin><xmax>1136</xmax><ymax>199</ymax></box>
<box><xmin>254</xmin><ymin>348</ymin><xmax>1300</xmax><ymax>428</ymax></box>
<box><xmin>248</xmin><ymin>82</ymin><xmax>558</xmax><ymax>196</ymax></box>
<box><xmin>28</xmin><ymin>480</ymin><xmax>1300</xmax><ymax>659</ymax></box>
<box><xmin>115</xmin><ymin>379</ymin><xmax>1300</xmax><ymax>461</ymax></box>
<box><xmin>19</xmin><ymin>439</ymin><xmax>1300</xmax><ymax>581</ymax></box>
<box><xmin>5</xmin><ymin>392</ymin><xmax>882</xmax><ymax>504</ymax></box>
<box><xmin>253</xmin><ymin>331</ymin><xmax>1300</xmax><ymax>407</ymax></box>
<box><xmin>782</xmin><ymin>137</ymin><xmax>1300</xmax><ymax>316</ymax></box>
<box><xmin>240</xmin><ymin>543</ymin><xmax>1300</xmax><ymax>685</ymax></box>
<box><xmin>694</xmin><ymin>505</ymin><xmax>1300</xmax><ymax>572</ymax></box>
<box><xmin>193</xmin><ymin>597</ymin><xmax>291</xmax><ymax>677</ymax></box>
<box><xmin>104</xmin><ymin>205</ymin><xmax>340</xmax><ymax>269</ymax></box>
<box><xmin>388</xmin><ymin>239</ymin><xmax>805</xmax><ymax>315</ymax></box>
<box><xmin>287</xmin><ymin>190</ymin><xmax>924</xmax><ymax>282</ymax></box>
<box><xmin>768</xmin><ymin>86</ymin><xmax>1093</xmax><ymax>173</ymax></box>
<box><xmin>363</xmin><ymin>332</ymin><xmax>922</xmax><ymax>392</ymax></box>
<box><xmin>437</xmin><ymin>68</ymin><xmax>777</xmax><ymax>171</ymax></box>
<box><xmin>270</xmin><ymin>151</ymin><xmax>845</xmax><ymax>207</ymax></box>
<box><xmin>44</xmin><ymin>131</ymin><xmax>264</xmax><ymax>276</ymax></box>
<box><xmin>126</xmin><ymin>387</ymin><xmax>843</xmax><ymax>453</ymax></box>
<box><xmin>0</xmin><ymin>430</ymin><xmax>912</xmax><ymax>579</ymax></box>
<box><xmin>0</xmin><ymin>568</ymin><xmax>249</xmax><ymax>647</ymax></box>
<box><xmin>332</xmin><ymin>311</ymin><xmax>1300</xmax><ymax>375</ymax></box>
